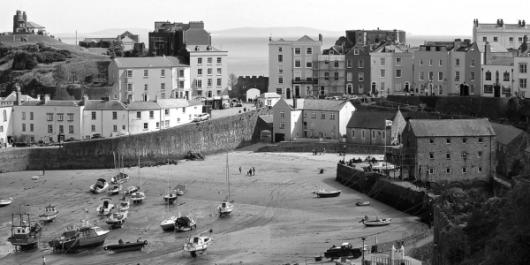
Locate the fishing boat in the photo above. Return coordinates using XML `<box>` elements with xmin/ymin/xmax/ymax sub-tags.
<box><xmin>313</xmin><ymin>189</ymin><xmax>341</xmax><ymax>198</ymax></box>
<box><xmin>7</xmin><ymin>213</ymin><xmax>42</xmax><ymax>251</ymax></box>
<box><xmin>49</xmin><ymin>222</ymin><xmax>109</xmax><ymax>253</ymax></box>
<box><xmin>163</xmin><ymin>192</ymin><xmax>177</xmax><ymax>204</ymax></box>
<box><xmin>323</xmin><ymin>242</ymin><xmax>362</xmax><ymax>260</ymax></box>
<box><xmin>108</xmin><ymin>185</ymin><xmax>122</xmax><ymax>196</ymax></box>
<box><xmin>89</xmin><ymin>178</ymin><xmax>109</xmax><ymax>194</ymax></box>
<box><xmin>118</xmin><ymin>197</ymin><xmax>130</xmax><ymax>212</ymax></box>
<box><xmin>106</xmin><ymin>210</ymin><xmax>128</xmax><ymax>229</ymax></box>
<box><xmin>39</xmin><ymin>204</ymin><xmax>59</xmax><ymax>223</ymax></box>
<box><xmin>103</xmin><ymin>238</ymin><xmax>148</xmax><ymax>253</ymax></box>
<box><xmin>160</xmin><ymin>216</ymin><xmax>178</xmax><ymax>232</ymax></box>
<box><xmin>217</xmin><ymin>152</ymin><xmax>234</xmax><ymax>217</ymax></box>
<box><xmin>362</xmin><ymin>217</ymin><xmax>392</xmax><ymax>227</ymax></box>
<box><xmin>356</xmin><ymin>201</ymin><xmax>371</xmax><ymax>206</ymax></box>
<box><xmin>97</xmin><ymin>197</ymin><xmax>115</xmax><ymax>216</ymax></box>
<box><xmin>175</xmin><ymin>184</ymin><xmax>185</xmax><ymax>196</ymax></box>
<box><xmin>175</xmin><ymin>216</ymin><xmax>197</xmax><ymax>232</ymax></box>
<box><xmin>130</xmin><ymin>157</ymin><xmax>145</xmax><ymax>204</ymax></box>
<box><xmin>0</xmin><ymin>197</ymin><xmax>13</xmax><ymax>207</ymax></box>
<box><xmin>110</xmin><ymin>172</ymin><xmax>129</xmax><ymax>185</ymax></box>
<box><xmin>183</xmin><ymin>230</ymin><xmax>213</xmax><ymax>257</ymax></box>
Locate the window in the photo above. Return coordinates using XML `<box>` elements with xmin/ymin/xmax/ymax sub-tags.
<box><xmin>161</xmin><ymin>69</ymin><xmax>165</xmax><ymax>77</ymax></box>
<box><xmin>47</xmin><ymin>113</ymin><xmax>53</xmax><ymax>121</ymax></box>
<box><xmin>276</xmin><ymin>88</ymin><xmax>282</xmax><ymax>95</ymax></box>
<box><xmin>57</xmin><ymin>113</ymin><xmax>64</xmax><ymax>121</ymax></box>
<box><xmin>22</xmin><ymin>112</ymin><xmax>26</xmax><ymax>120</ymax></box>
<box><xmin>127</xmin><ymin>83</ymin><xmax>132</xmax><ymax>92</ymax></box>
<box><xmin>280</xmin><ymin>112</ymin><xmax>285</xmax><ymax>119</ymax></box>
<box><xmin>429</xmin><ymin>72</ymin><xmax>434</xmax><ymax>81</ymax></box>
<box><xmin>113</xmin><ymin>125</ymin><xmax>117</xmax><ymax>132</ymax></box>
<box><xmin>278</xmin><ymin>55</ymin><xmax>283</xmax><ymax>62</ymax></box>
<box><xmin>478</xmin><ymin>137</ymin><xmax>483</xmax><ymax>143</ymax></box>
<box><xmin>358</xmin><ymin>59</ymin><xmax>364</xmax><ymax>68</ymax></box>
<box><xmin>330</xmin><ymin>113</ymin><xmax>335</xmax><ymax>120</ymax></box>
<box><xmin>278</xmin><ymin>77</ymin><xmax>283</xmax><ymax>84</ymax></box>
<box><xmin>22</xmin><ymin>123</ymin><xmax>26</xmax><ymax>132</ymax></box>
<box><xmin>324</xmin><ymin>72</ymin><xmax>329</xmax><ymax>80</ymax></box>
<box><xmin>484</xmin><ymin>70</ymin><xmax>490</xmax><ymax>81</ymax></box>
<box><xmin>217</xmin><ymin>78</ymin><xmax>222</xmax><ymax>87</ymax></box>
<box><xmin>306</xmin><ymin>48</ymin><xmax>312</xmax><ymax>54</ymax></box>
<box><xmin>478</xmin><ymin>151</ymin><xmax>483</xmax><ymax>158</ymax></box>
<box><xmin>198</xmin><ymin>58</ymin><xmax>202</xmax><ymax>64</ymax></box>
<box><xmin>482</xmin><ymin>36</ymin><xmax>487</xmax><ymax>42</ymax></box>
<box><xmin>461</xmin><ymin>152</ymin><xmax>468</xmax><ymax>159</ymax></box>
<box><xmin>493</xmin><ymin>36</ymin><xmax>498</xmax><ymax>42</ymax></box>
<box><xmin>439</xmin><ymin>59</ymin><xmax>443</xmax><ymax>66</ymax></box>
<box><xmin>438</xmin><ymin>72</ymin><xmax>444</xmax><ymax>81</ymax></box>
<box><xmin>161</xmin><ymin>83</ymin><xmax>165</xmax><ymax>90</ymax></box>
<box><xmin>455</xmin><ymin>58</ymin><xmax>460</xmax><ymax>66</ymax></box>
<box><xmin>471</xmin><ymin>72</ymin><xmax>475</xmax><ymax>81</ymax></box>
<box><xmin>446</xmin><ymin>168</ymin><xmax>451</xmax><ymax>173</ymax></box>
<box><xmin>429</xmin><ymin>59</ymin><xmax>433</xmax><ymax>66</ymax></box>
<box><xmin>30</xmin><ymin>112</ymin><xmax>33</xmax><ymax>120</ymax></box>
<box><xmin>380</xmin><ymin>69</ymin><xmax>385</xmax><ymax>77</ymax></box>
<box><xmin>429</xmin><ymin>138</ymin><xmax>434</xmax><ymax>144</ymax></box>
<box><xmin>503</xmin><ymin>71</ymin><xmax>510</xmax><ymax>81</ymax></box>
<box><xmin>347</xmin><ymin>72</ymin><xmax>353</xmax><ymax>82</ymax></box>
<box><xmin>446</xmin><ymin>153</ymin><xmax>451</xmax><ymax>159</ymax></box>
<box><xmin>279</xmin><ymin>122</ymin><xmax>285</xmax><ymax>129</ymax></box>
<box><xmin>207</xmin><ymin>79</ymin><xmax>212</xmax><ymax>87</ymax></box>
<box><xmin>164</xmin><ymin>109</ymin><xmax>169</xmax><ymax>115</ymax></box>
<box><xmin>112</xmin><ymin>112</ymin><xmax>117</xmax><ymax>120</ymax></box>
<box><xmin>462</xmin><ymin>137</ymin><xmax>467</xmax><ymax>143</ymax></box>
<box><xmin>127</xmin><ymin>70</ymin><xmax>132</xmax><ymax>78</ymax></box>
<box><xmin>510</xmin><ymin>37</ymin><xmax>514</xmax><ymax>42</ymax></box>
<box><xmin>311</xmin><ymin>112</ymin><xmax>316</xmax><ymax>119</ymax></box>
<box><xmin>420</xmin><ymin>59</ymin><xmax>423</xmax><ymax>65</ymax></box>
<box><xmin>69</xmin><ymin>125</ymin><xmax>74</xmax><ymax>134</ymax></box>
<box><xmin>334</xmin><ymin>72</ymin><xmax>339</xmax><ymax>80</ymax></box>
<box><xmin>136</xmin><ymin>112</ymin><xmax>141</xmax><ymax>119</ymax></box>
<box><xmin>429</xmin><ymin>168</ymin><xmax>434</xmax><ymax>174</ymax></box>
<box><xmin>178</xmin><ymin>69</ymin><xmax>184</xmax><ymax>77</ymax></box>
<box><xmin>346</xmin><ymin>60</ymin><xmax>352</xmax><ymax>68</ymax></box>
<box><xmin>396</xmin><ymin>69</ymin><xmax>401</xmax><ymax>78</ymax></box>
<box><xmin>462</xmin><ymin>167</ymin><xmax>467</xmax><ymax>173</ymax></box>
<box><xmin>420</xmin><ymin>72</ymin><xmax>425</xmax><ymax>81</ymax></box>
<box><xmin>91</xmin><ymin>112</ymin><xmax>96</xmax><ymax>120</ymax></box>
<box><xmin>48</xmin><ymin>125</ymin><xmax>53</xmax><ymax>133</ymax></box>
<box><xmin>295</xmin><ymin>48</ymin><xmax>300</xmax><ymax>54</ymax></box>
<box><xmin>334</xmin><ymin>61</ymin><xmax>339</xmax><ymax>67</ymax></box>
<box><xmin>471</xmin><ymin>59</ymin><xmax>475</xmax><ymax>67</ymax></box>
<box><xmin>519</xmin><ymin>37</ymin><xmax>524</xmax><ymax>42</ymax></box>
<box><xmin>353</xmin><ymin>49</ymin><xmax>359</xmax><ymax>55</ymax></box>
<box><xmin>396</xmin><ymin>57</ymin><xmax>401</xmax><ymax>65</ymax></box>
<box><xmin>380</xmin><ymin>58</ymin><xmax>385</xmax><ymax>65</ymax></box>
<box><xmin>143</xmin><ymin>69</ymin><xmax>148</xmax><ymax>77</ymax></box>
<box><xmin>306</xmin><ymin>61</ymin><xmax>312</xmax><ymax>68</ymax></box>
<box><xmin>2</xmin><ymin>110</ymin><xmax>6</xmax><ymax>122</ymax></box>
<box><xmin>455</xmin><ymin>71</ymin><xmax>460</xmax><ymax>82</ymax></box>
<box><xmin>207</xmin><ymin>68</ymin><xmax>212</xmax><ymax>75</ymax></box>
<box><xmin>321</xmin><ymin>113</ymin><xmax>325</xmax><ymax>119</ymax></box>
<box><xmin>295</xmin><ymin>60</ymin><xmax>301</xmax><ymax>67</ymax></box>
<box><xmin>358</xmin><ymin>72</ymin><xmax>364</xmax><ymax>81</ymax></box>
<box><xmin>429</xmin><ymin>152</ymin><xmax>434</xmax><ymax>159</ymax></box>
<box><xmin>149</xmin><ymin>111</ymin><xmax>154</xmax><ymax>119</ymax></box>
<box><xmin>217</xmin><ymin>57</ymin><xmax>222</xmax><ymax>64</ymax></box>
<box><xmin>0</xmin><ymin>125</ymin><xmax>2</xmax><ymax>133</ymax></box>
<box><xmin>91</xmin><ymin>125</ymin><xmax>96</xmax><ymax>132</ymax></box>
<box><xmin>217</xmin><ymin>68</ymin><xmax>222</xmax><ymax>75</ymax></box>
<box><xmin>446</xmin><ymin>138</ymin><xmax>451</xmax><ymax>144</ymax></box>
<box><xmin>478</xmin><ymin>167</ymin><xmax>482</xmax><ymax>173</ymax></box>
<box><xmin>143</xmin><ymin>123</ymin><xmax>148</xmax><ymax>130</ymax></box>
<box><xmin>144</xmin><ymin>84</ymin><xmax>148</xmax><ymax>91</ymax></box>
<box><xmin>519</xmin><ymin>63</ymin><xmax>527</xmax><ymax>73</ymax></box>
<box><xmin>207</xmin><ymin>57</ymin><xmax>212</xmax><ymax>64</ymax></box>
<box><xmin>197</xmin><ymin>80</ymin><xmax>202</xmax><ymax>88</ymax></box>
<box><xmin>179</xmin><ymin>81</ymin><xmax>184</xmax><ymax>88</ymax></box>
<box><xmin>198</xmin><ymin>69</ymin><xmax>202</xmax><ymax>76</ymax></box>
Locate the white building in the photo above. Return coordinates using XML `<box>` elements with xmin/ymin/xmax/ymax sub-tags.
<box><xmin>157</xmin><ymin>98</ymin><xmax>202</xmax><ymax>128</ymax></box>
<box><xmin>473</xmin><ymin>19</ymin><xmax>530</xmax><ymax>50</ymax></box>
<box><xmin>268</xmin><ymin>35</ymin><xmax>322</xmax><ymax>99</ymax></box>
<box><xmin>188</xmin><ymin>45</ymin><xmax>228</xmax><ymax>99</ymax></box>
<box><xmin>108</xmin><ymin>56</ymin><xmax>191</xmax><ymax>103</ymax></box>
<box><xmin>514</xmin><ymin>55</ymin><xmax>530</xmax><ymax>98</ymax></box>
<box><xmin>83</xmin><ymin>99</ymin><xmax>128</xmax><ymax>139</ymax></box>
<box><xmin>258</xmin><ymin>92</ymin><xmax>281</xmax><ymax>108</ymax></box>
<box><xmin>0</xmin><ymin>103</ymin><xmax>13</xmax><ymax>147</ymax></box>
<box><xmin>12</xmin><ymin>95</ymin><xmax>84</xmax><ymax>143</ymax></box>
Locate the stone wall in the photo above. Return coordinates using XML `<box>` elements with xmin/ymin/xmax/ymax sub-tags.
<box><xmin>0</xmin><ymin>109</ymin><xmax>263</xmax><ymax>171</ymax></box>
<box><xmin>257</xmin><ymin>141</ymin><xmax>386</xmax><ymax>154</ymax></box>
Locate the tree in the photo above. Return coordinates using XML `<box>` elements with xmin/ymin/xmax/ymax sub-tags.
<box><xmin>228</xmin><ymin>73</ymin><xmax>238</xmax><ymax>98</ymax></box>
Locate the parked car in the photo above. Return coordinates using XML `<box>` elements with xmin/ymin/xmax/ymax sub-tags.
<box><xmin>91</xmin><ymin>133</ymin><xmax>103</xmax><ymax>139</ymax></box>
<box><xmin>193</xmin><ymin>113</ymin><xmax>210</xmax><ymax>122</ymax></box>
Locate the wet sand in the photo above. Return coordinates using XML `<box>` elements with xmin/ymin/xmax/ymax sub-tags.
<box><xmin>0</xmin><ymin>150</ymin><xmax>427</xmax><ymax>265</ymax></box>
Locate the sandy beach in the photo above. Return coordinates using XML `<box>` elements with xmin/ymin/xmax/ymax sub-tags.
<box><xmin>0</xmin><ymin>149</ymin><xmax>427</xmax><ymax>265</ymax></box>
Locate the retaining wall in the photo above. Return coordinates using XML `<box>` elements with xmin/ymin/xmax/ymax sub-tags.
<box><xmin>257</xmin><ymin>141</ymin><xmax>386</xmax><ymax>154</ymax></box>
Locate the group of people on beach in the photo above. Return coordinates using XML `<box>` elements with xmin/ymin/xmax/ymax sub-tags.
<box><xmin>312</xmin><ymin>148</ymin><xmax>326</xmax><ymax>156</ymax></box>
<box><xmin>239</xmin><ymin>166</ymin><xmax>256</xmax><ymax>176</ymax></box>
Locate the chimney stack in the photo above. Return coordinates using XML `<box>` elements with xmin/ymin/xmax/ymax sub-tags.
<box><xmin>82</xmin><ymin>94</ymin><xmax>89</xmax><ymax>105</ymax></box>
<box><xmin>15</xmin><ymin>83</ymin><xmax>21</xmax><ymax>106</ymax></box>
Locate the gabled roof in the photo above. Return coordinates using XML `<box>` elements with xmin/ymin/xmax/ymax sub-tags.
<box><xmin>297</xmin><ymin>35</ymin><xmax>315</xmax><ymax>42</ymax></box>
<box><xmin>476</xmin><ymin>42</ymin><xmax>509</xmax><ymax>53</ymax></box>
<box><xmin>2</xmin><ymin>91</ymin><xmax>38</xmax><ymax>102</ymax></box>
<box><xmin>259</xmin><ymin>115</ymin><xmax>273</xmax><ymax>123</ymax></box>
<box><xmin>156</xmin><ymin>99</ymin><xmax>189</xmax><ymax>108</ymax></box>
<box><xmin>84</xmin><ymin>100</ymin><xmax>127</xmax><ymax>110</ymax></box>
<box><xmin>127</xmin><ymin>101</ymin><xmax>161</xmax><ymax>110</ymax></box>
<box><xmin>409</xmin><ymin>119</ymin><xmax>495</xmax><ymax>137</ymax></box>
<box><xmin>26</xmin><ymin>21</ymin><xmax>44</xmax><ymax>29</ymax></box>
<box><xmin>301</xmin><ymin>99</ymin><xmax>349</xmax><ymax>112</ymax></box>
<box><xmin>21</xmin><ymin>100</ymin><xmax>81</xmax><ymax>107</ymax></box>
<box><xmin>114</xmin><ymin>56</ymin><xmax>187</xmax><ymax>68</ymax></box>
<box><xmin>347</xmin><ymin>110</ymin><xmax>397</xmax><ymax>129</ymax></box>
<box><xmin>262</xmin><ymin>92</ymin><xmax>281</xmax><ymax>98</ymax></box>
<box><xmin>491</xmin><ymin>122</ymin><xmax>525</xmax><ymax>145</ymax></box>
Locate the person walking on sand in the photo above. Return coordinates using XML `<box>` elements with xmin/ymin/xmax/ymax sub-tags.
<box><xmin>239</xmin><ymin>166</ymin><xmax>242</xmax><ymax>174</ymax></box>
<box><xmin>42</xmin><ymin>167</ymin><xmax>45</xmax><ymax>176</ymax></box>
<box><xmin>252</xmin><ymin>167</ymin><xmax>256</xmax><ymax>176</ymax></box>
<box><xmin>42</xmin><ymin>256</ymin><xmax>46</xmax><ymax>265</ymax></box>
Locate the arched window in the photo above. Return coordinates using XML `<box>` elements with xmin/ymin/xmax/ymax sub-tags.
<box><xmin>347</xmin><ymin>83</ymin><xmax>353</xmax><ymax>94</ymax></box>
<box><xmin>485</xmin><ymin>71</ymin><xmax>492</xmax><ymax>81</ymax></box>
<box><xmin>503</xmin><ymin>71</ymin><xmax>510</xmax><ymax>81</ymax></box>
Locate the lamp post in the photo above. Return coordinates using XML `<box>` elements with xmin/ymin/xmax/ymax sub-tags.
<box><xmin>361</xmin><ymin>237</ymin><xmax>366</xmax><ymax>265</ymax></box>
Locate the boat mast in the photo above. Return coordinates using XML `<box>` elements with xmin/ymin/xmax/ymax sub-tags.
<box><xmin>226</xmin><ymin>151</ymin><xmax>230</xmax><ymax>201</ymax></box>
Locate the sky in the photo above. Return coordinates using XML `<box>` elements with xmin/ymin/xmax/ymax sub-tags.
<box><xmin>2</xmin><ymin>0</ymin><xmax>530</xmax><ymax>36</ymax></box>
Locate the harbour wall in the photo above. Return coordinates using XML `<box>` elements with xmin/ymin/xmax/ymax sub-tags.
<box><xmin>0</xmin><ymin>109</ymin><xmax>268</xmax><ymax>172</ymax></box>
<box><xmin>257</xmin><ymin>141</ymin><xmax>386</xmax><ymax>154</ymax></box>
<box><xmin>336</xmin><ymin>163</ymin><xmax>433</xmax><ymax>223</ymax></box>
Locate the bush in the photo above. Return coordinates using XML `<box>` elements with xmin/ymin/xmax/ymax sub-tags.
<box><xmin>12</xmin><ymin>51</ymin><xmax>37</xmax><ymax>70</ymax></box>
<box><xmin>36</xmin><ymin>51</ymin><xmax>67</xmax><ymax>64</ymax></box>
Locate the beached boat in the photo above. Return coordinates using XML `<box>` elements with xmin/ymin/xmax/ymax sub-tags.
<box><xmin>106</xmin><ymin>211</ymin><xmax>127</xmax><ymax>229</ymax></box>
<box><xmin>97</xmin><ymin>198</ymin><xmax>115</xmax><ymax>216</ymax></box>
<box><xmin>130</xmin><ymin>191</ymin><xmax>145</xmax><ymax>204</ymax></box>
<box><xmin>175</xmin><ymin>216</ymin><xmax>197</xmax><ymax>232</ymax></box>
<box><xmin>183</xmin><ymin>230</ymin><xmax>213</xmax><ymax>257</ymax></box>
<box><xmin>39</xmin><ymin>204</ymin><xmax>59</xmax><ymax>223</ymax></box>
<box><xmin>7</xmin><ymin>213</ymin><xmax>42</xmax><ymax>251</ymax></box>
<box><xmin>160</xmin><ymin>216</ymin><xmax>178</xmax><ymax>232</ymax></box>
<box><xmin>108</xmin><ymin>185</ymin><xmax>122</xmax><ymax>196</ymax></box>
<box><xmin>118</xmin><ymin>197</ymin><xmax>130</xmax><ymax>212</ymax></box>
<box><xmin>175</xmin><ymin>184</ymin><xmax>186</xmax><ymax>196</ymax></box>
<box><xmin>110</xmin><ymin>172</ymin><xmax>129</xmax><ymax>185</ymax></box>
<box><xmin>324</xmin><ymin>242</ymin><xmax>362</xmax><ymax>260</ymax></box>
<box><xmin>218</xmin><ymin>152</ymin><xmax>234</xmax><ymax>217</ymax></box>
<box><xmin>362</xmin><ymin>217</ymin><xmax>392</xmax><ymax>227</ymax></box>
<box><xmin>356</xmin><ymin>201</ymin><xmax>371</xmax><ymax>206</ymax></box>
<box><xmin>163</xmin><ymin>192</ymin><xmax>177</xmax><ymax>204</ymax></box>
<box><xmin>124</xmin><ymin>185</ymin><xmax>139</xmax><ymax>195</ymax></box>
<box><xmin>89</xmin><ymin>178</ymin><xmax>109</xmax><ymax>194</ymax></box>
<box><xmin>103</xmin><ymin>239</ymin><xmax>148</xmax><ymax>253</ymax></box>
<box><xmin>49</xmin><ymin>222</ymin><xmax>109</xmax><ymax>253</ymax></box>
<box><xmin>0</xmin><ymin>197</ymin><xmax>13</xmax><ymax>207</ymax></box>
<box><xmin>313</xmin><ymin>189</ymin><xmax>341</xmax><ymax>198</ymax></box>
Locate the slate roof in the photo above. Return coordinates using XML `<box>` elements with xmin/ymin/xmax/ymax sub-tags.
<box><xmin>347</xmin><ymin>110</ymin><xmax>396</xmax><ymax>129</ymax></box>
<box><xmin>21</xmin><ymin>100</ymin><xmax>81</xmax><ymax>107</ymax></box>
<box><xmin>297</xmin><ymin>35</ymin><xmax>315</xmax><ymax>42</ymax></box>
<box><xmin>491</xmin><ymin>122</ymin><xmax>525</xmax><ymax>145</ymax></box>
<box><xmin>477</xmin><ymin>23</ymin><xmax>529</xmax><ymax>30</ymax></box>
<box><xmin>26</xmin><ymin>21</ymin><xmax>45</xmax><ymax>29</ymax></box>
<box><xmin>476</xmin><ymin>42</ymin><xmax>509</xmax><ymax>53</ymax></box>
<box><xmin>114</xmin><ymin>56</ymin><xmax>187</xmax><ymax>68</ymax></box>
<box><xmin>262</xmin><ymin>92</ymin><xmax>281</xmax><ymax>98</ymax></box>
<box><xmin>2</xmin><ymin>91</ymin><xmax>38</xmax><ymax>102</ymax></box>
<box><xmin>300</xmin><ymin>99</ymin><xmax>348</xmax><ymax>111</ymax></box>
<box><xmin>156</xmin><ymin>99</ymin><xmax>189</xmax><ymax>108</ymax></box>
<box><xmin>409</xmin><ymin>119</ymin><xmax>495</xmax><ymax>137</ymax></box>
<box><xmin>259</xmin><ymin>115</ymin><xmax>273</xmax><ymax>123</ymax></box>
<box><xmin>84</xmin><ymin>100</ymin><xmax>127</xmax><ymax>110</ymax></box>
<box><xmin>127</xmin><ymin>101</ymin><xmax>161</xmax><ymax>110</ymax></box>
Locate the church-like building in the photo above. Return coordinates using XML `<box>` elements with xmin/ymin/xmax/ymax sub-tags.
<box><xmin>12</xmin><ymin>10</ymin><xmax>46</xmax><ymax>35</ymax></box>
